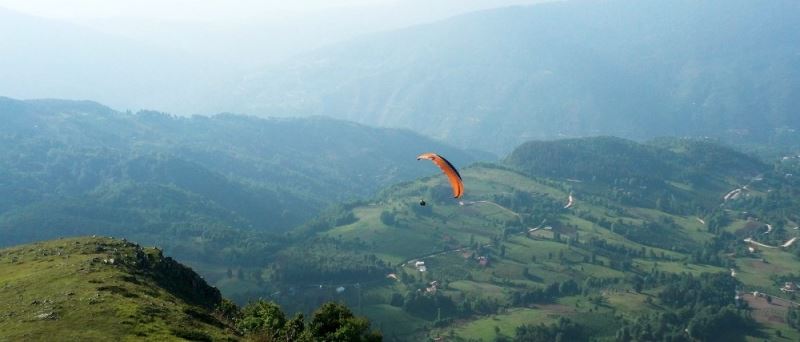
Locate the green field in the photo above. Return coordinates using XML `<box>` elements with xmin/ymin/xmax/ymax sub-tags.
<box><xmin>445</xmin><ymin>307</ymin><xmax>559</xmax><ymax>341</ymax></box>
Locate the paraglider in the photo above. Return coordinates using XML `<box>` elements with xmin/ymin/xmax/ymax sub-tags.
<box><xmin>417</xmin><ymin>152</ymin><xmax>464</xmax><ymax>199</ymax></box>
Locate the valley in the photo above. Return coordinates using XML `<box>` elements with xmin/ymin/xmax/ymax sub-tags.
<box><xmin>2</xmin><ymin>98</ymin><xmax>799</xmax><ymax>340</ymax></box>
<box><xmin>205</xmin><ymin>138</ymin><xmax>800</xmax><ymax>341</ymax></box>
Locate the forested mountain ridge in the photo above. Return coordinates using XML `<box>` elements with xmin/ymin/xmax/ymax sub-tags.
<box><xmin>227</xmin><ymin>0</ymin><xmax>800</xmax><ymax>153</ymax></box>
<box><xmin>506</xmin><ymin>136</ymin><xmax>768</xmax><ymax>211</ymax></box>
<box><xmin>508</xmin><ymin>136</ymin><xmax>766</xmax><ymax>183</ymax></box>
<box><xmin>0</xmin><ymin>97</ymin><xmax>484</xmax><ymax>263</ymax></box>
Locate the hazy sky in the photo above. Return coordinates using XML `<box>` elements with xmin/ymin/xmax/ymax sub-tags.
<box><xmin>0</xmin><ymin>0</ymin><xmax>556</xmax><ymax>113</ymax></box>
<box><xmin>0</xmin><ymin>0</ymin><xmax>413</xmax><ymax>21</ymax></box>
<box><xmin>0</xmin><ymin>0</ymin><xmax>554</xmax><ymax>66</ymax></box>
<box><xmin>0</xmin><ymin>0</ymin><xmax>556</xmax><ymax>22</ymax></box>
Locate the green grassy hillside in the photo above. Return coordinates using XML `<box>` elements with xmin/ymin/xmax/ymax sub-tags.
<box><xmin>0</xmin><ymin>237</ymin><xmax>239</xmax><ymax>341</ymax></box>
<box><xmin>0</xmin><ymin>236</ymin><xmax>386</xmax><ymax>341</ymax></box>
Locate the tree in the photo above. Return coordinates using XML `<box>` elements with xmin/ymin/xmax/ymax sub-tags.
<box><xmin>215</xmin><ymin>298</ymin><xmax>241</xmax><ymax>324</ymax></box>
<box><xmin>238</xmin><ymin>300</ymin><xmax>287</xmax><ymax>337</ymax></box>
<box><xmin>514</xmin><ymin>318</ymin><xmax>585</xmax><ymax>341</ymax></box>
<box><xmin>788</xmin><ymin>306</ymin><xmax>800</xmax><ymax>330</ymax></box>
<box><xmin>379</xmin><ymin>211</ymin><xmax>396</xmax><ymax>226</ymax></box>
<box><xmin>390</xmin><ymin>293</ymin><xmax>404</xmax><ymax>307</ymax></box>
<box><xmin>284</xmin><ymin>314</ymin><xmax>306</xmax><ymax>342</ymax></box>
<box><xmin>234</xmin><ymin>301</ymin><xmax>382</xmax><ymax>341</ymax></box>
<box><xmin>308</xmin><ymin>302</ymin><xmax>382</xmax><ymax>342</ymax></box>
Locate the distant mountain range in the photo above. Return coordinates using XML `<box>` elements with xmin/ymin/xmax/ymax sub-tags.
<box><xmin>5</xmin><ymin>0</ymin><xmax>799</xmax><ymax>154</ymax></box>
<box><xmin>227</xmin><ymin>0</ymin><xmax>800</xmax><ymax>153</ymax></box>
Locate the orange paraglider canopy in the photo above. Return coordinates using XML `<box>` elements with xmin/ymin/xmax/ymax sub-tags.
<box><xmin>417</xmin><ymin>152</ymin><xmax>464</xmax><ymax>198</ymax></box>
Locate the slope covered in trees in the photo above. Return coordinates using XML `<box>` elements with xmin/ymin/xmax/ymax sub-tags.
<box><xmin>506</xmin><ymin>137</ymin><xmax>766</xmax><ymax>212</ymax></box>
<box><xmin>0</xmin><ymin>97</ymin><xmax>484</xmax><ymax>263</ymax></box>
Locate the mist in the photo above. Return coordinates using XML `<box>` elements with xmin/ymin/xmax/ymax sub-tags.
<box><xmin>0</xmin><ymin>0</ymin><xmax>553</xmax><ymax>114</ymax></box>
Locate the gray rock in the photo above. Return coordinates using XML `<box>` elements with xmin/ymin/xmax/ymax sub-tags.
<box><xmin>35</xmin><ymin>311</ymin><xmax>57</xmax><ymax>320</ymax></box>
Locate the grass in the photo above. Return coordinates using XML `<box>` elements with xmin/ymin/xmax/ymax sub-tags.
<box><xmin>741</xmin><ymin>294</ymin><xmax>800</xmax><ymax>341</ymax></box>
<box><xmin>362</xmin><ymin>304</ymin><xmax>429</xmax><ymax>340</ymax></box>
<box><xmin>448</xmin><ymin>281</ymin><xmax>508</xmax><ymax>303</ymax></box>
<box><xmin>736</xmin><ymin>247</ymin><xmax>800</xmax><ymax>292</ymax></box>
<box><xmin>0</xmin><ymin>237</ymin><xmax>237</xmax><ymax>341</ymax></box>
<box><xmin>445</xmin><ymin>307</ymin><xmax>562</xmax><ymax>341</ymax></box>
<box><xmin>630</xmin><ymin>207</ymin><xmax>716</xmax><ymax>243</ymax></box>
<box><xmin>634</xmin><ymin>259</ymin><xmax>726</xmax><ymax>275</ymax></box>
<box><xmin>602</xmin><ymin>292</ymin><xmax>652</xmax><ymax>314</ymax></box>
